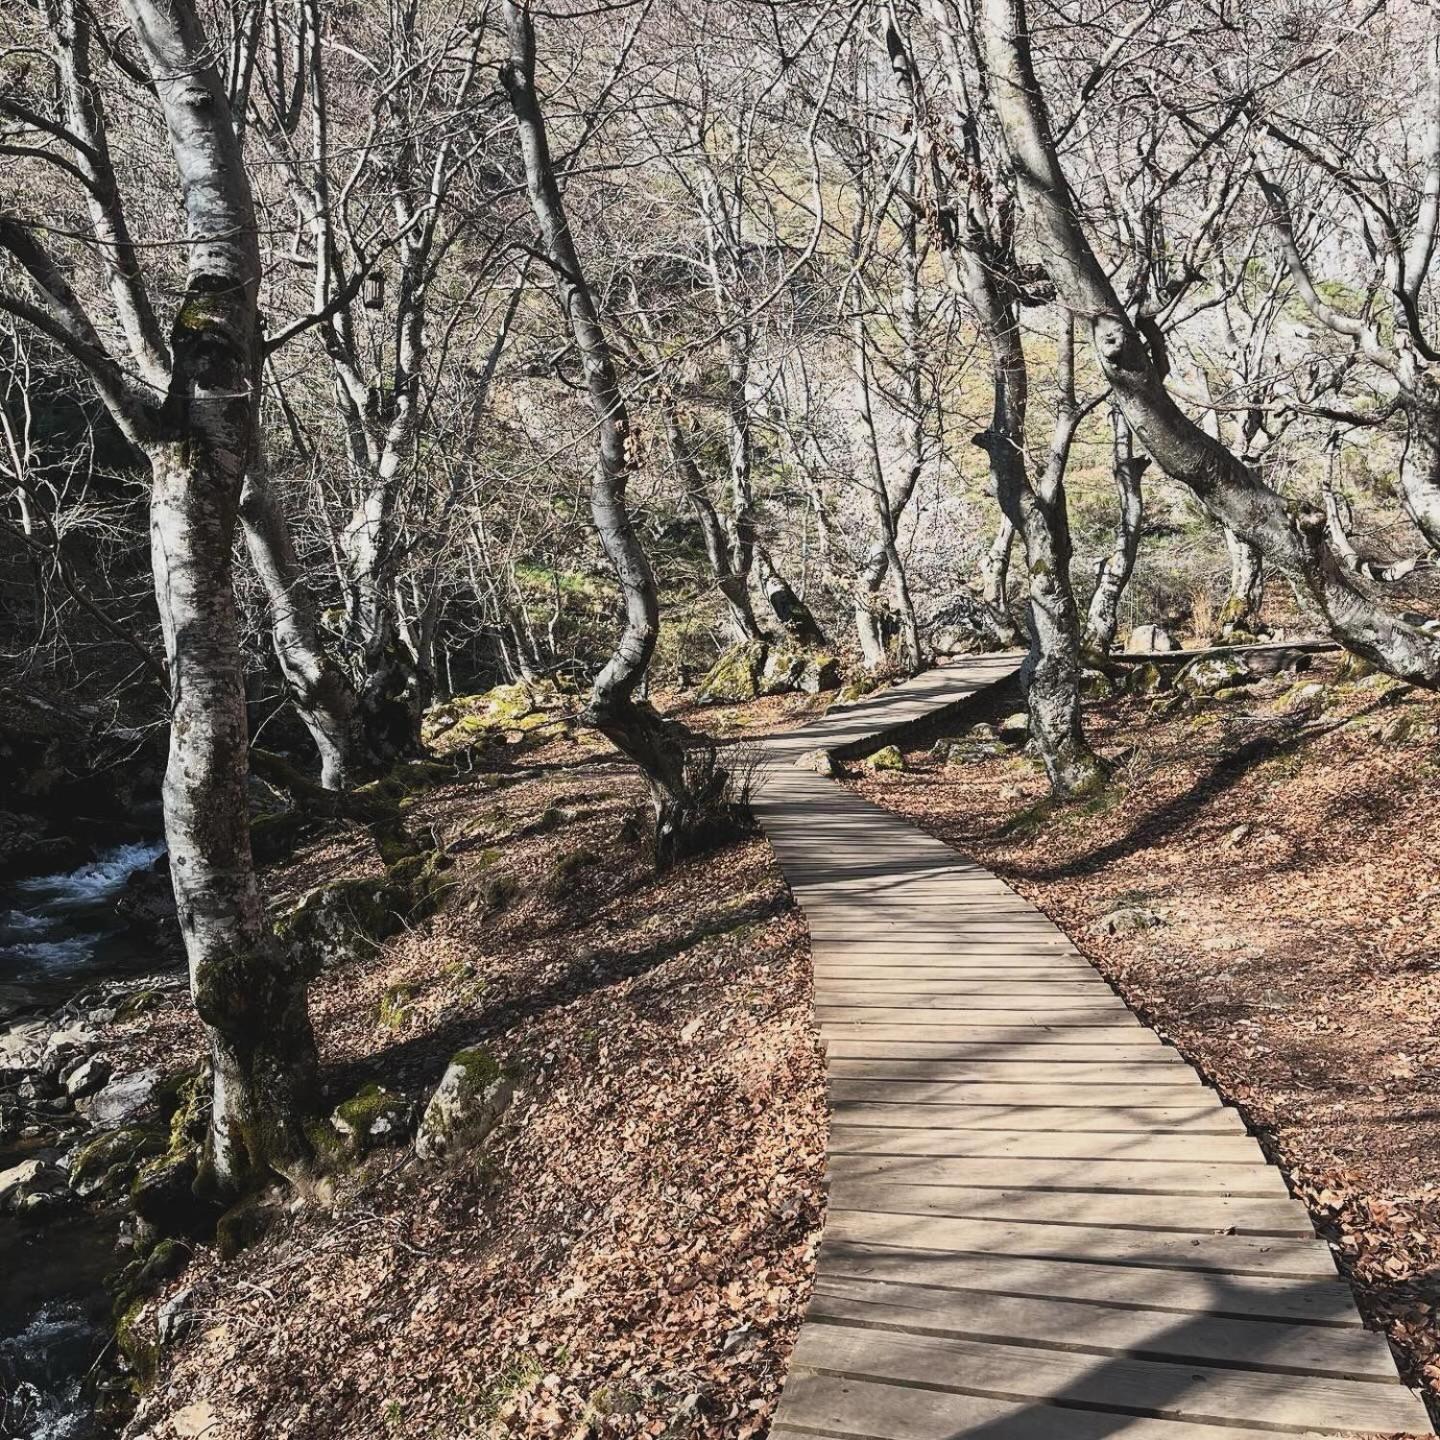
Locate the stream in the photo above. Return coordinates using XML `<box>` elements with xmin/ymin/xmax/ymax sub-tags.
<box><xmin>0</xmin><ymin>840</ymin><xmax>169</xmax><ymax>1440</ymax></box>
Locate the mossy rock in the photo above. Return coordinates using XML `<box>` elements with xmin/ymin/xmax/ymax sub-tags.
<box><xmin>1335</xmin><ymin>651</ymin><xmax>1378</xmax><ymax>683</ymax></box>
<box><xmin>481</xmin><ymin>871</ymin><xmax>522</xmax><ymax>914</ymax></box>
<box><xmin>1177</xmin><ymin>655</ymin><xmax>1252</xmax><ymax>696</ymax></box>
<box><xmin>115</xmin><ymin>988</ymin><xmax>165</xmax><ymax>1022</ymax></box>
<box><xmin>1081</xmin><ymin>669</ymin><xmax>1116</xmax><ymax>701</ymax></box>
<box><xmin>544</xmin><ymin>845</ymin><xmax>600</xmax><ymax>895</ymax></box>
<box><xmin>1125</xmin><ymin>661</ymin><xmax>1166</xmax><ymax>696</ymax></box>
<box><xmin>276</xmin><ymin>876</ymin><xmax>397</xmax><ymax>972</ymax></box>
<box><xmin>215</xmin><ymin>1194</ymin><xmax>271</xmax><ymax>1261</ymax></box>
<box><xmin>426</xmin><ymin>680</ymin><xmax>573</xmax><ymax>750</ymax></box>
<box><xmin>69</xmin><ymin>1125</ymin><xmax>164</xmax><ymax>1201</ymax></box>
<box><xmin>835</xmin><ymin>675</ymin><xmax>881</xmax><ymax>705</ymax></box>
<box><xmin>331</xmin><ymin>1083</ymin><xmax>411</xmax><ymax>1153</ymax></box>
<box><xmin>114</xmin><ymin>1297</ymin><xmax>160</xmax><ymax>1389</ymax></box>
<box><xmin>866</xmin><ymin>745</ymin><xmax>905</xmax><ymax>772</ymax></box>
<box><xmin>697</xmin><ymin>642</ymin><xmax>768</xmax><ymax>703</ymax></box>
<box><xmin>799</xmin><ymin>653</ymin><xmax>841</xmax><ymax>694</ymax></box>
<box><xmin>415</xmin><ymin>1046</ymin><xmax>512</xmax><ymax>1162</ymax></box>
<box><xmin>760</xmin><ymin>645</ymin><xmax>807</xmax><ymax>696</ymax></box>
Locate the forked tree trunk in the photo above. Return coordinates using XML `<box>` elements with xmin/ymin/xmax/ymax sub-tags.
<box><xmin>124</xmin><ymin>0</ymin><xmax>319</xmax><ymax>1188</ymax></box>
<box><xmin>502</xmin><ymin>0</ymin><xmax>699</xmax><ymax>864</ymax></box>
<box><xmin>240</xmin><ymin>457</ymin><xmax>364</xmax><ymax>788</ymax></box>
<box><xmin>1084</xmin><ymin>411</ymin><xmax>1148</xmax><ymax>653</ymax></box>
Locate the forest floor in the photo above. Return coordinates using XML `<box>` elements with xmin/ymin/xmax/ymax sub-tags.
<box><xmin>104</xmin><ymin>654</ymin><xmax>1440</xmax><ymax>1438</ymax></box>
<box><xmin>846</xmin><ymin>653</ymin><xmax>1440</xmax><ymax>1417</ymax></box>
<box><xmin>118</xmin><ymin>692</ymin><xmax>830</xmax><ymax>1440</ymax></box>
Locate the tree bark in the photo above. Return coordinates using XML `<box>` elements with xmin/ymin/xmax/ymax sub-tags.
<box><xmin>239</xmin><ymin>454</ymin><xmax>363</xmax><ymax>788</ymax></box>
<box><xmin>501</xmin><ymin>0</ymin><xmax>698</xmax><ymax>864</ymax></box>
<box><xmin>1084</xmin><ymin>411</ymin><xmax>1148</xmax><ymax>653</ymax></box>
<box><xmin>974</xmin><ymin>0</ymin><xmax>1440</xmax><ymax>687</ymax></box>
<box><xmin>1219</xmin><ymin>526</ymin><xmax>1265</xmax><ymax>635</ymax></box>
<box><xmin>979</xmin><ymin>515</ymin><xmax>1022</xmax><ymax>643</ymax></box>
<box><xmin>756</xmin><ymin>544</ymin><xmax>827</xmax><ymax>647</ymax></box>
<box><xmin>124</xmin><ymin>0</ymin><xmax>319</xmax><ymax>1188</ymax></box>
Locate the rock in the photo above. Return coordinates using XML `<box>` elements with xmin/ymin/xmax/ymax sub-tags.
<box><xmin>64</xmin><ymin>1055</ymin><xmax>112</xmax><ymax>1099</ymax></box>
<box><xmin>114</xmin><ymin>987</ymin><xmax>166</xmax><ymax>1021</ymax></box>
<box><xmin>0</xmin><ymin>1157</ymin><xmax>66</xmax><ymax>1213</ymax></box>
<box><xmin>1127</xmin><ymin>624</ymin><xmax>1178</xmax><ymax>653</ymax></box>
<box><xmin>1096</xmin><ymin>905</ymin><xmax>1164</xmax><ymax>936</ymax></box>
<box><xmin>696</xmin><ymin>642</ymin><xmax>768</xmax><ymax>703</ymax></box>
<box><xmin>998</xmin><ymin>712</ymin><xmax>1030</xmax><ymax>742</ymax></box>
<box><xmin>276</xmin><ymin>876</ymin><xmax>401</xmax><ymax>973</ymax></box>
<box><xmin>1125</xmin><ymin>661</ymin><xmax>1166</xmax><ymax>696</ymax></box>
<box><xmin>794</xmin><ymin>748</ymin><xmax>839</xmax><ymax>778</ymax></box>
<box><xmin>157</xmin><ymin>1287</ymin><xmax>196</xmax><ymax>1346</ymax></box>
<box><xmin>78</xmin><ymin>1068</ymin><xmax>159</xmax><ymax>1127</ymax></box>
<box><xmin>0</xmin><ymin>1019</ymin><xmax>49</xmax><ymax>1072</ymax></box>
<box><xmin>1335</xmin><ymin>651</ymin><xmax>1377</xmax><ymax>683</ymax></box>
<box><xmin>17</xmin><ymin>1073</ymin><xmax>58</xmax><ymax>1105</ymax></box>
<box><xmin>44</xmin><ymin>1022</ymin><xmax>99</xmax><ymax>1062</ymax></box>
<box><xmin>331</xmin><ymin>1084</ymin><xmax>411</xmax><ymax>1152</ymax></box>
<box><xmin>760</xmin><ymin>647</ymin><xmax>807</xmax><ymax>696</ymax></box>
<box><xmin>67</xmin><ymin>1125</ymin><xmax>164</xmax><ymax>1200</ymax></box>
<box><xmin>967</xmin><ymin>722</ymin><xmax>999</xmax><ymax>742</ymax></box>
<box><xmin>1081</xmin><ymin>669</ymin><xmax>1116</xmax><ymax>700</ymax></box>
<box><xmin>415</xmin><ymin>1047</ymin><xmax>513</xmax><ymax>1162</ymax></box>
<box><xmin>798</xmin><ymin>654</ymin><xmax>841</xmax><ymax>694</ymax></box>
<box><xmin>1176</xmin><ymin>654</ymin><xmax>1253</xmax><ymax>696</ymax></box>
<box><xmin>865</xmin><ymin>745</ymin><xmax>905</xmax><ymax>772</ymax></box>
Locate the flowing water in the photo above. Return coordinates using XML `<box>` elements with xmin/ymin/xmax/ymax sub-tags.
<box><xmin>1</xmin><ymin>840</ymin><xmax>170</xmax><ymax>1439</ymax></box>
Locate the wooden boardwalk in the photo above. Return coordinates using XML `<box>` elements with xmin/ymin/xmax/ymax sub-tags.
<box><xmin>754</xmin><ymin>655</ymin><xmax>1433</xmax><ymax>1440</ymax></box>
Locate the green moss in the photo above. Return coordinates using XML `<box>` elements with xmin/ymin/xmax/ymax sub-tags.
<box><xmin>482</xmin><ymin>871</ymin><xmax>521</xmax><ymax>913</ymax></box>
<box><xmin>450</xmin><ymin>1046</ymin><xmax>503</xmax><ymax>1089</ymax></box>
<box><xmin>71</xmin><ymin>1126</ymin><xmax>163</xmax><ymax>1197</ymax></box>
<box><xmin>696</xmin><ymin>642</ymin><xmax>767</xmax><ymax>703</ymax></box>
<box><xmin>377</xmin><ymin>983</ymin><xmax>420</xmax><ymax>1029</ymax></box>
<box><xmin>114</xmin><ymin>1298</ymin><xmax>159</xmax><ymax>1390</ymax></box>
<box><xmin>331</xmin><ymin>1082</ymin><xmax>410</xmax><ymax>1153</ymax></box>
<box><xmin>115</xmin><ymin>988</ymin><xmax>164</xmax><ymax>1021</ymax></box>
<box><xmin>866</xmin><ymin>744</ymin><xmax>905</xmax><ymax>772</ymax></box>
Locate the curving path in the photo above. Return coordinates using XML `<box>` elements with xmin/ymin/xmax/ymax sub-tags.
<box><xmin>754</xmin><ymin>655</ymin><xmax>1433</xmax><ymax>1440</ymax></box>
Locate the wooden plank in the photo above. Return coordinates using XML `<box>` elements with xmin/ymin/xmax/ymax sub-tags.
<box><xmin>820</xmin><ymin>1242</ymin><xmax>1367</xmax><ymax>1327</ymax></box>
<box><xmin>818</xmin><ymin>1024</ymin><xmax>1166</xmax><ymax>1047</ymax></box>
<box><xmin>785</xmin><ymin>1322</ymin><xmax>1433</xmax><ymax>1434</ymax></box>
<box><xmin>826</xmin><ymin>1209</ymin><xmax>1339</xmax><ymax>1279</ymax></box>
<box><xmin>828</xmin><ymin>1080</ymin><xmax>1223</xmax><ymax>1109</ymax></box>
<box><xmin>814</xmin><ymin>978</ymin><xmax>1114</xmax><ymax>995</ymax></box>
<box><xmin>821</xmin><ymin>1038</ymin><xmax>1185</xmax><ymax>1064</ymax></box>
<box><xmin>806</xmin><ymin>1274</ymin><xmax>1396</xmax><ymax>1378</ymax></box>
<box><xmin>773</xmin><ymin>1372</ymin><xmax>1362</xmax><ymax>1440</ymax></box>
<box><xmin>827</xmin><ymin>1122</ymin><xmax>1257</xmax><ymax>1161</ymax></box>
<box><xmin>829</xmin><ymin>1111</ymin><xmax>1241</xmax><ymax>1137</ymax></box>
<box><xmin>828</xmin><ymin>1059</ymin><xmax>1201</xmax><ymax>1084</ymax></box>
<box><xmin>817</xmin><ymin>1009</ymin><xmax>1146</xmax><ymax>1030</ymax></box>
<box><xmin>829</xmin><ymin>1154</ymin><xmax>1291</xmax><ymax>1199</ymax></box>
<box><xmin>826</xmin><ymin>1182</ymin><xmax>1313</xmax><ymax>1237</ymax></box>
<box><xmin>817</xmin><ymin>992</ymin><xmax>1131</xmax><ymax>1013</ymax></box>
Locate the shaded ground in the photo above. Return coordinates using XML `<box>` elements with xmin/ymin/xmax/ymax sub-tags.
<box><xmin>119</xmin><ymin>715</ymin><xmax>825</xmax><ymax>1440</ymax></box>
<box><xmin>847</xmin><ymin>656</ymin><xmax>1440</xmax><ymax>1409</ymax></box>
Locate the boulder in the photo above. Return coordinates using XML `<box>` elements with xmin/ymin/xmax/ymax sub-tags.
<box><xmin>1081</xmin><ymin>669</ymin><xmax>1116</xmax><ymax>701</ymax></box>
<box><xmin>1096</xmin><ymin>905</ymin><xmax>1164</xmax><ymax>935</ymax></box>
<box><xmin>1176</xmin><ymin>654</ymin><xmax>1253</xmax><ymax>697</ymax></box>
<box><xmin>865</xmin><ymin>745</ymin><xmax>905</xmax><ymax>772</ymax></box>
<box><xmin>1126</xmin><ymin>624</ymin><xmax>1178</xmax><ymax>653</ymax></box>
<box><xmin>998</xmin><ymin>712</ymin><xmax>1030</xmax><ymax>743</ymax></box>
<box><xmin>64</xmin><ymin>1055</ymin><xmax>112</xmax><ymax>1099</ymax></box>
<box><xmin>0</xmin><ymin>1019</ymin><xmax>49</xmax><ymax>1072</ymax></box>
<box><xmin>78</xmin><ymin>1068</ymin><xmax>159</xmax><ymax>1127</ymax></box>
<box><xmin>798</xmin><ymin>654</ymin><xmax>841</xmax><ymax>694</ymax></box>
<box><xmin>0</xmin><ymin>1157</ymin><xmax>66</xmax><ymax>1213</ymax></box>
<box><xmin>331</xmin><ymin>1084</ymin><xmax>411</xmax><ymax>1153</ymax></box>
<box><xmin>696</xmin><ymin>642</ymin><xmax>768</xmax><ymax>704</ymax></box>
<box><xmin>1125</xmin><ymin>661</ymin><xmax>1165</xmax><ymax>696</ymax></box>
<box><xmin>794</xmin><ymin>748</ymin><xmax>840</xmax><ymax>778</ymax></box>
<box><xmin>67</xmin><ymin>1124</ymin><xmax>163</xmax><ymax>1200</ymax></box>
<box><xmin>415</xmin><ymin>1047</ymin><xmax>513</xmax><ymax>1162</ymax></box>
<box><xmin>157</xmin><ymin>1287</ymin><xmax>197</xmax><ymax>1347</ymax></box>
<box><xmin>760</xmin><ymin>647</ymin><xmax>807</xmax><ymax>697</ymax></box>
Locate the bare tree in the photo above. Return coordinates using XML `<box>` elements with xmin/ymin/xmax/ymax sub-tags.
<box><xmin>0</xmin><ymin>0</ymin><xmax>319</xmax><ymax>1187</ymax></box>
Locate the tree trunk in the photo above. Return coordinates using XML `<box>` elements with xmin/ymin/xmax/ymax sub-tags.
<box><xmin>1083</xmin><ymin>411</ymin><xmax>1148</xmax><ymax>653</ymax></box>
<box><xmin>853</xmin><ymin>543</ymin><xmax>891</xmax><ymax>670</ymax></box>
<box><xmin>975</xmin><ymin>0</ymin><xmax>1440</xmax><ymax>686</ymax></box>
<box><xmin>239</xmin><ymin>457</ymin><xmax>363</xmax><ymax>788</ymax></box>
<box><xmin>756</xmin><ymin>544</ymin><xmax>827</xmax><ymax>647</ymax></box>
<box><xmin>502</xmin><ymin>0</ymin><xmax>699</xmax><ymax>864</ymax></box>
<box><xmin>124</xmin><ymin>0</ymin><xmax>319</xmax><ymax>1188</ymax></box>
<box><xmin>1219</xmin><ymin>526</ymin><xmax>1265</xmax><ymax>636</ymax></box>
<box><xmin>979</xmin><ymin>515</ymin><xmax>1022</xmax><ymax>644</ymax></box>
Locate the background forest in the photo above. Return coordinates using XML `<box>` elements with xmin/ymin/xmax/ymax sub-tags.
<box><xmin>5</xmin><ymin>0</ymin><xmax>1440</xmax><ymax>1436</ymax></box>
